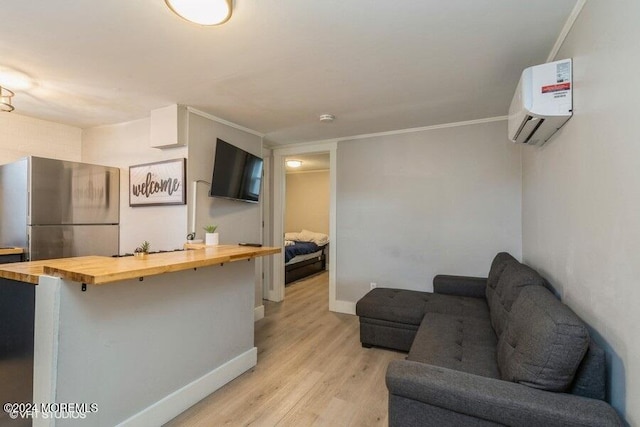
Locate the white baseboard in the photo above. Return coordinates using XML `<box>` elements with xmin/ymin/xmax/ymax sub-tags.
<box><xmin>118</xmin><ymin>347</ymin><xmax>257</xmax><ymax>427</ymax></box>
<box><xmin>265</xmin><ymin>289</ymin><xmax>283</xmax><ymax>302</ymax></box>
<box><xmin>254</xmin><ymin>305</ymin><xmax>265</xmax><ymax>321</ymax></box>
<box><xmin>330</xmin><ymin>299</ymin><xmax>356</xmax><ymax>315</ymax></box>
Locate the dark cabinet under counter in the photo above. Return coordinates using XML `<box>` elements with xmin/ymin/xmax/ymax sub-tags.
<box><xmin>0</xmin><ymin>247</ymin><xmax>25</xmax><ymax>264</ymax></box>
<box><xmin>0</xmin><ymin>254</ymin><xmax>23</xmax><ymax>263</ymax></box>
<box><xmin>0</xmin><ymin>250</ymin><xmax>33</xmax><ymax>427</ymax></box>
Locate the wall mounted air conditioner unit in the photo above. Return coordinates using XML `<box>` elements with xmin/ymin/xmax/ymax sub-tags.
<box><xmin>508</xmin><ymin>58</ymin><xmax>572</xmax><ymax>145</ymax></box>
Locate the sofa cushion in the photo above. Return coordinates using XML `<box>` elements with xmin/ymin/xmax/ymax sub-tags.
<box><xmin>356</xmin><ymin>288</ymin><xmax>489</xmax><ymax>326</ymax></box>
<box><xmin>497</xmin><ymin>286</ymin><xmax>590</xmax><ymax>392</ymax></box>
<box><xmin>486</xmin><ymin>252</ymin><xmax>518</xmax><ymax>290</ymax></box>
<box><xmin>356</xmin><ymin>288</ymin><xmax>432</xmax><ymax>325</ymax></box>
<box><xmin>488</xmin><ymin>262</ymin><xmax>545</xmax><ymax>337</ymax></box>
<box><xmin>570</xmin><ymin>341</ymin><xmax>607</xmax><ymax>400</ymax></box>
<box><xmin>423</xmin><ymin>293</ymin><xmax>490</xmax><ymax>319</ymax></box>
<box><xmin>408</xmin><ymin>313</ymin><xmax>500</xmax><ymax>379</ymax></box>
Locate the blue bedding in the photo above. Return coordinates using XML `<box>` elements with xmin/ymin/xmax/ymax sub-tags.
<box><xmin>285</xmin><ymin>241</ymin><xmax>320</xmax><ymax>263</ymax></box>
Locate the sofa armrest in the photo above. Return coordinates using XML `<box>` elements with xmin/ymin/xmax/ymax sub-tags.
<box><xmin>433</xmin><ymin>275</ymin><xmax>487</xmax><ymax>298</ymax></box>
<box><xmin>386</xmin><ymin>360</ymin><xmax>622</xmax><ymax>427</ymax></box>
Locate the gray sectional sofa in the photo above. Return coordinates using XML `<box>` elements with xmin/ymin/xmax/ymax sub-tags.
<box><xmin>355</xmin><ymin>252</ymin><xmax>622</xmax><ymax>426</ymax></box>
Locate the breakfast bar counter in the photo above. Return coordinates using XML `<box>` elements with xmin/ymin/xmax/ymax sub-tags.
<box><xmin>0</xmin><ymin>247</ymin><xmax>24</xmax><ymax>256</ymax></box>
<box><xmin>0</xmin><ymin>245</ymin><xmax>280</xmax><ymax>285</ymax></box>
<box><xmin>0</xmin><ymin>247</ymin><xmax>24</xmax><ymax>266</ymax></box>
<box><xmin>0</xmin><ymin>245</ymin><xmax>280</xmax><ymax>427</ymax></box>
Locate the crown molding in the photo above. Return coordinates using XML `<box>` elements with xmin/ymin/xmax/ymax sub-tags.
<box><xmin>186</xmin><ymin>107</ymin><xmax>264</xmax><ymax>138</ymax></box>
<box><xmin>547</xmin><ymin>0</ymin><xmax>586</xmax><ymax>62</ymax></box>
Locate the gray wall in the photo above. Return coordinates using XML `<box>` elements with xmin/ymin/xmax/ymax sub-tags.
<box><xmin>50</xmin><ymin>262</ymin><xmax>254</xmax><ymax>426</ymax></box>
<box><xmin>336</xmin><ymin>120</ymin><xmax>522</xmax><ymax>302</ymax></box>
<box><xmin>84</xmin><ymin>111</ymin><xmax>265</xmax><ymax>307</ymax></box>
<box><xmin>187</xmin><ymin>113</ymin><xmax>262</xmax><ymax>245</ymax></box>
<box><xmin>187</xmin><ymin>112</ymin><xmax>263</xmax><ymax>307</ymax></box>
<box><xmin>521</xmin><ymin>1</ymin><xmax>640</xmax><ymax>423</ymax></box>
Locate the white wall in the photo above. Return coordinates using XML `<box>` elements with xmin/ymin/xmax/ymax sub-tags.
<box><xmin>521</xmin><ymin>1</ymin><xmax>640</xmax><ymax>423</ymax></box>
<box><xmin>336</xmin><ymin>119</ymin><xmax>522</xmax><ymax>303</ymax></box>
<box><xmin>82</xmin><ymin>118</ymin><xmax>188</xmax><ymax>253</ymax></box>
<box><xmin>0</xmin><ymin>113</ymin><xmax>81</xmax><ymax>164</ymax></box>
<box><xmin>285</xmin><ymin>170</ymin><xmax>330</xmax><ymax>235</ymax></box>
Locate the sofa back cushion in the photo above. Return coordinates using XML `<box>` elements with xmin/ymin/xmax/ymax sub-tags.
<box><xmin>570</xmin><ymin>341</ymin><xmax>607</xmax><ymax>400</ymax></box>
<box><xmin>488</xmin><ymin>262</ymin><xmax>545</xmax><ymax>337</ymax></box>
<box><xmin>497</xmin><ymin>286</ymin><xmax>589</xmax><ymax>392</ymax></box>
<box><xmin>486</xmin><ymin>252</ymin><xmax>518</xmax><ymax>290</ymax></box>
<box><xmin>485</xmin><ymin>253</ymin><xmax>518</xmax><ymax>335</ymax></box>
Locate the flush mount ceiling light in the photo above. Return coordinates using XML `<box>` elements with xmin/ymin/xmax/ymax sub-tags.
<box><xmin>0</xmin><ymin>86</ymin><xmax>14</xmax><ymax>112</ymax></box>
<box><xmin>319</xmin><ymin>114</ymin><xmax>335</xmax><ymax>123</ymax></box>
<box><xmin>286</xmin><ymin>160</ymin><xmax>303</xmax><ymax>168</ymax></box>
<box><xmin>165</xmin><ymin>0</ymin><xmax>232</xmax><ymax>26</ymax></box>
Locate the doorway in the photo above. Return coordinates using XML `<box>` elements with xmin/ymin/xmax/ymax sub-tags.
<box><xmin>283</xmin><ymin>153</ymin><xmax>330</xmax><ymax>285</ymax></box>
<box><xmin>268</xmin><ymin>141</ymin><xmax>338</xmax><ymax>310</ymax></box>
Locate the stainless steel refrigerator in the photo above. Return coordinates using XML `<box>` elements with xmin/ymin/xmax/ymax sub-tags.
<box><xmin>0</xmin><ymin>157</ymin><xmax>119</xmax><ymax>425</ymax></box>
<box><xmin>0</xmin><ymin>156</ymin><xmax>120</xmax><ymax>261</ymax></box>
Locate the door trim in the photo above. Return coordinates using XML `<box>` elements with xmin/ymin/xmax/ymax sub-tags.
<box><xmin>269</xmin><ymin>142</ymin><xmax>338</xmax><ymax>311</ymax></box>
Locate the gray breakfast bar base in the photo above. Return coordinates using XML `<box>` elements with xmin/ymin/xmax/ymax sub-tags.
<box><xmin>356</xmin><ymin>252</ymin><xmax>623</xmax><ymax>427</ymax></box>
<box><xmin>0</xmin><ymin>246</ymin><xmax>280</xmax><ymax>427</ymax></box>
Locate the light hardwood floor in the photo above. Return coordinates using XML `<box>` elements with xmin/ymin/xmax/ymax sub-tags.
<box><xmin>165</xmin><ymin>272</ymin><xmax>405</xmax><ymax>426</ymax></box>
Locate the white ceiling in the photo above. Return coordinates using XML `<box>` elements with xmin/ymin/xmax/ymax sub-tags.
<box><xmin>1</xmin><ymin>1</ymin><xmax>577</xmax><ymax>146</ymax></box>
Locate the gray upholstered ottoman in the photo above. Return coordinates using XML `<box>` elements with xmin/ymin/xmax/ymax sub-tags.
<box><xmin>356</xmin><ymin>285</ymin><xmax>490</xmax><ymax>352</ymax></box>
<box><xmin>356</xmin><ymin>288</ymin><xmax>428</xmax><ymax>351</ymax></box>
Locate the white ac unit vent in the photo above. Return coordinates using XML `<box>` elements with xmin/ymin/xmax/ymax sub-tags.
<box><xmin>508</xmin><ymin>59</ymin><xmax>572</xmax><ymax>146</ymax></box>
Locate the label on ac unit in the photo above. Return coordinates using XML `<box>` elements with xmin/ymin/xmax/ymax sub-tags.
<box><xmin>530</xmin><ymin>59</ymin><xmax>572</xmax><ymax>115</ymax></box>
<box><xmin>556</xmin><ymin>61</ymin><xmax>571</xmax><ymax>83</ymax></box>
<box><xmin>542</xmin><ymin>82</ymin><xmax>571</xmax><ymax>93</ymax></box>
<box><xmin>541</xmin><ymin>61</ymin><xmax>572</xmax><ymax>94</ymax></box>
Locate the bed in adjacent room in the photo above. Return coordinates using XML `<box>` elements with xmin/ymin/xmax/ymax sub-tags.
<box><xmin>284</xmin><ymin>230</ymin><xmax>329</xmax><ymax>285</ymax></box>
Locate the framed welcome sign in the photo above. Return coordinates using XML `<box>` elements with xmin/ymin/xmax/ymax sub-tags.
<box><xmin>129</xmin><ymin>158</ymin><xmax>186</xmax><ymax>206</ymax></box>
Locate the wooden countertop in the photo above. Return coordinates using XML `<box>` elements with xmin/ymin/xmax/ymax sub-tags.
<box><xmin>0</xmin><ymin>247</ymin><xmax>24</xmax><ymax>256</ymax></box>
<box><xmin>0</xmin><ymin>245</ymin><xmax>280</xmax><ymax>285</ymax></box>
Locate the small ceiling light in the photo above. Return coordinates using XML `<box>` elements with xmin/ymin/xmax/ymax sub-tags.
<box><xmin>286</xmin><ymin>160</ymin><xmax>303</xmax><ymax>168</ymax></box>
<box><xmin>165</xmin><ymin>0</ymin><xmax>232</xmax><ymax>26</ymax></box>
<box><xmin>0</xmin><ymin>86</ymin><xmax>14</xmax><ymax>112</ymax></box>
<box><xmin>319</xmin><ymin>114</ymin><xmax>335</xmax><ymax>123</ymax></box>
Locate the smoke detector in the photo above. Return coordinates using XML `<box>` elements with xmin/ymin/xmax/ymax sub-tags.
<box><xmin>319</xmin><ymin>114</ymin><xmax>335</xmax><ymax>123</ymax></box>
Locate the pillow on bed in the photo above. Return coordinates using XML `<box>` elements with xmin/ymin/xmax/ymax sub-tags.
<box><xmin>285</xmin><ymin>232</ymin><xmax>301</xmax><ymax>241</ymax></box>
<box><xmin>299</xmin><ymin>229</ymin><xmax>329</xmax><ymax>246</ymax></box>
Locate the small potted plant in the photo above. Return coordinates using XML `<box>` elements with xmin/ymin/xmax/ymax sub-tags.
<box><xmin>203</xmin><ymin>225</ymin><xmax>219</xmax><ymax>246</ymax></box>
<box><xmin>134</xmin><ymin>241</ymin><xmax>150</xmax><ymax>259</ymax></box>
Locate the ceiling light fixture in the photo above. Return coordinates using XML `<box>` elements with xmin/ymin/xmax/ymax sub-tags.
<box><xmin>319</xmin><ymin>114</ymin><xmax>335</xmax><ymax>123</ymax></box>
<box><xmin>0</xmin><ymin>86</ymin><xmax>14</xmax><ymax>112</ymax></box>
<box><xmin>286</xmin><ymin>160</ymin><xmax>302</xmax><ymax>168</ymax></box>
<box><xmin>165</xmin><ymin>0</ymin><xmax>232</xmax><ymax>26</ymax></box>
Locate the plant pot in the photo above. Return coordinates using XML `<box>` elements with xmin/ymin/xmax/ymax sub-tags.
<box><xmin>134</xmin><ymin>252</ymin><xmax>148</xmax><ymax>260</ymax></box>
<box><xmin>205</xmin><ymin>232</ymin><xmax>219</xmax><ymax>246</ymax></box>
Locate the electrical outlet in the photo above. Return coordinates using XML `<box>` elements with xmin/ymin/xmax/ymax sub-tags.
<box><xmin>370</xmin><ymin>282</ymin><xmax>377</xmax><ymax>290</ymax></box>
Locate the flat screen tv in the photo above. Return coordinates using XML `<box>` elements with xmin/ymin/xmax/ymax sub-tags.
<box><xmin>209</xmin><ymin>139</ymin><xmax>263</xmax><ymax>203</ymax></box>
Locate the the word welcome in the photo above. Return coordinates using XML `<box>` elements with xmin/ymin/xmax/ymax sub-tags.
<box><xmin>132</xmin><ymin>172</ymin><xmax>180</xmax><ymax>198</ymax></box>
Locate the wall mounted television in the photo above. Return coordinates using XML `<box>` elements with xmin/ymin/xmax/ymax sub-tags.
<box><xmin>209</xmin><ymin>139</ymin><xmax>263</xmax><ymax>203</ymax></box>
